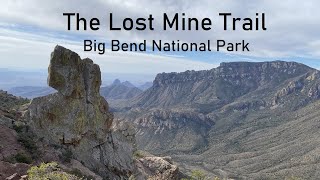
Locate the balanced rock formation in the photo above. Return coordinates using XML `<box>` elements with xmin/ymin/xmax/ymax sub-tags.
<box><xmin>26</xmin><ymin>45</ymin><xmax>135</xmax><ymax>179</ymax></box>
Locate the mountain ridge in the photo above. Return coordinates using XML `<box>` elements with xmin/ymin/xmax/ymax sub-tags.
<box><xmin>113</xmin><ymin>60</ymin><xmax>320</xmax><ymax>179</ymax></box>
<box><xmin>114</xmin><ymin>60</ymin><xmax>315</xmax><ymax>110</ymax></box>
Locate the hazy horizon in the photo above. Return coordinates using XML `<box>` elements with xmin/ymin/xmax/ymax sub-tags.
<box><xmin>1</xmin><ymin>59</ymin><xmax>319</xmax><ymax>91</ymax></box>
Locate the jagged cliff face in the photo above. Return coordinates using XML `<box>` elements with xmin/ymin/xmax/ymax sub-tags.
<box><xmin>115</xmin><ymin>61</ymin><xmax>320</xmax><ymax>154</ymax></box>
<box><xmin>113</xmin><ymin>61</ymin><xmax>320</xmax><ymax>179</ymax></box>
<box><xmin>129</xmin><ymin>61</ymin><xmax>313</xmax><ymax>109</ymax></box>
<box><xmin>26</xmin><ymin>46</ymin><xmax>135</xmax><ymax>179</ymax></box>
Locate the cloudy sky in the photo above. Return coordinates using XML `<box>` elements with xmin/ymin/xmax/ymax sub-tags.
<box><xmin>0</xmin><ymin>0</ymin><xmax>320</xmax><ymax>82</ymax></box>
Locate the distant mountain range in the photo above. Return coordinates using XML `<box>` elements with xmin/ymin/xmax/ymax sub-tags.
<box><xmin>0</xmin><ymin>68</ymin><xmax>154</xmax><ymax>90</ymax></box>
<box><xmin>8</xmin><ymin>86</ymin><xmax>56</xmax><ymax>99</ymax></box>
<box><xmin>101</xmin><ymin>79</ymin><xmax>143</xmax><ymax>100</ymax></box>
<box><xmin>113</xmin><ymin>61</ymin><xmax>320</xmax><ymax>179</ymax></box>
<box><xmin>0</xmin><ymin>69</ymin><xmax>48</xmax><ymax>90</ymax></box>
<box><xmin>8</xmin><ymin>79</ymin><xmax>151</xmax><ymax>100</ymax></box>
<box><xmin>138</xmin><ymin>82</ymin><xmax>153</xmax><ymax>91</ymax></box>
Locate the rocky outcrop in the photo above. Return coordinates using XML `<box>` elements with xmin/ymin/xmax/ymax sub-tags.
<box><xmin>272</xmin><ymin>71</ymin><xmax>320</xmax><ymax>105</ymax></box>
<box><xmin>0</xmin><ymin>90</ymin><xmax>29</xmax><ymax>110</ymax></box>
<box><xmin>135</xmin><ymin>156</ymin><xmax>180</xmax><ymax>180</ymax></box>
<box><xmin>26</xmin><ymin>45</ymin><xmax>135</xmax><ymax>179</ymax></box>
<box><xmin>0</xmin><ymin>161</ymin><xmax>29</xmax><ymax>180</ymax></box>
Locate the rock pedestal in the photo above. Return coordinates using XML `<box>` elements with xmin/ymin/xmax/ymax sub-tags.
<box><xmin>27</xmin><ymin>45</ymin><xmax>135</xmax><ymax>179</ymax></box>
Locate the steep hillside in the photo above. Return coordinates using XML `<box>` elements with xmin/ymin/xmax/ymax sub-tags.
<box><xmin>114</xmin><ymin>61</ymin><xmax>320</xmax><ymax>179</ymax></box>
<box><xmin>174</xmin><ymin>99</ymin><xmax>320</xmax><ymax>179</ymax></box>
<box><xmin>0</xmin><ymin>90</ymin><xmax>29</xmax><ymax>110</ymax></box>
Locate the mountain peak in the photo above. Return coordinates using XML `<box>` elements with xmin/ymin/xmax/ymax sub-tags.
<box><xmin>122</xmin><ymin>81</ymin><xmax>135</xmax><ymax>88</ymax></box>
<box><xmin>112</xmin><ymin>79</ymin><xmax>121</xmax><ymax>85</ymax></box>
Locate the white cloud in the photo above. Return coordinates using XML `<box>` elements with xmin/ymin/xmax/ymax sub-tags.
<box><xmin>0</xmin><ymin>28</ymin><xmax>217</xmax><ymax>75</ymax></box>
<box><xmin>0</xmin><ymin>0</ymin><xmax>319</xmax><ymax>70</ymax></box>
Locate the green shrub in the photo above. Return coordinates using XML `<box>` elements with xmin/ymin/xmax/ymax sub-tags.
<box><xmin>17</xmin><ymin>133</ymin><xmax>38</xmax><ymax>156</ymax></box>
<box><xmin>133</xmin><ymin>150</ymin><xmax>144</xmax><ymax>159</ymax></box>
<box><xmin>190</xmin><ymin>170</ymin><xmax>207</xmax><ymax>180</ymax></box>
<box><xmin>4</xmin><ymin>152</ymin><xmax>32</xmax><ymax>164</ymax></box>
<box><xmin>13</xmin><ymin>124</ymin><xmax>24</xmax><ymax>133</ymax></box>
<box><xmin>27</xmin><ymin>162</ymin><xmax>80</xmax><ymax>180</ymax></box>
<box><xmin>14</xmin><ymin>152</ymin><xmax>32</xmax><ymax>164</ymax></box>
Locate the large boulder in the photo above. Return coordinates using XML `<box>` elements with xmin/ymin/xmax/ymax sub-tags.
<box><xmin>135</xmin><ymin>156</ymin><xmax>181</xmax><ymax>180</ymax></box>
<box><xmin>26</xmin><ymin>45</ymin><xmax>135</xmax><ymax>179</ymax></box>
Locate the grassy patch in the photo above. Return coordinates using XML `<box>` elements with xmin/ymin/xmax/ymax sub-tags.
<box><xmin>28</xmin><ymin>162</ymin><xmax>81</xmax><ymax>180</ymax></box>
<box><xmin>133</xmin><ymin>150</ymin><xmax>145</xmax><ymax>159</ymax></box>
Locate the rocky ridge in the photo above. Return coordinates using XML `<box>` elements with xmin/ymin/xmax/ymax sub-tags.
<box><xmin>22</xmin><ymin>45</ymin><xmax>181</xmax><ymax>180</ymax></box>
<box><xmin>125</xmin><ymin>61</ymin><xmax>313</xmax><ymax>109</ymax></box>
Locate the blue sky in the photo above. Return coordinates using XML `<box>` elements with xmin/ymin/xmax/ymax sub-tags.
<box><xmin>1</xmin><ymin>0</ymin><xmax>320</xmax><ymax>81</ymax></box>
